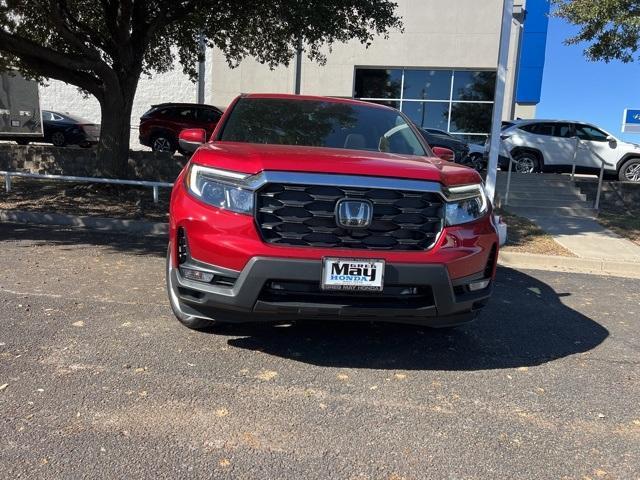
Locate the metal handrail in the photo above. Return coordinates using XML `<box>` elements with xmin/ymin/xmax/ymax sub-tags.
<box><xmin>570</xmin><ymin>138</ymin><xmax>615</xmax><ymax>211</ymax></box>
<box><xmin>503</xmin><ymin>149</ymin><xmax>517</xmax><ymax>207</ymax></box>
<box><xmin>570</xmin><ymin>136</ymin><xmax>580</xmax><ymax>181</ymax></box>
<box><xmin>502</xmin><ymin>137</ymin><xmax>615</xmax><ymax>211</ymax></box>
<box><xmin>1</xmin><ymin>170</ymin><xmax>173</xmax><ymax>203</ymax></box>
<box><xmin>504</xmin><ymin>149</ymin><xmax>515</xmax><ymax>206</ymax></box>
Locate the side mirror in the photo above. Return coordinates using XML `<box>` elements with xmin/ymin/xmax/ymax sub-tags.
<box><xmin>179</xmin><ymin>128</ymin><xmax>207</xmax><ymax>153</ymax></box>
<box><xmin>606</xmin><ymin>135</ymin><xmax>617</xmax><ymax>144</ymax></box>
<box><xmin>432</xmin><ymin>146</ymin><xmax>455</xmax><ymax>162</ymax></box>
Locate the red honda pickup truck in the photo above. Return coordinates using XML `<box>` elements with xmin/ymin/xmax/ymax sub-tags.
<box><xmin>167</xmin><ymin>93</ymin><xmax>498</xmax><ymax>330</ymax></box>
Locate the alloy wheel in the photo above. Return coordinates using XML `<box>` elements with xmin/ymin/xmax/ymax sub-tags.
<box><xmin>51</xmin><ymin>132</ymin><xmax>66</xmax><ymax>147</ymax></box>
<box><xmin>515</xmin><ymin>156</ymin><xmax>535</xmax><ymax>174</ymax></box>
<box><xmin>623</xmin><ymin>162</ymin><xmax>640</xmax><ymax>182</ymax></box>
<box><xmin>153</xmin><ymin>137</ymin><xmax>172</xmax><ymax>152</ymax></box>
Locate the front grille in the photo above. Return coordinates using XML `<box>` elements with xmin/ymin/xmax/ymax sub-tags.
<box><xmin>255</xmin><ymin>183</ymin><xmax>444</xmax><ymax>250</ymax></box>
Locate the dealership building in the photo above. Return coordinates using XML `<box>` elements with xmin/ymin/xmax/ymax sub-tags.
<box><xmin>41</xmin><ymin>0</ymin><xmax>549</xmax><ymax>147</ymax></box>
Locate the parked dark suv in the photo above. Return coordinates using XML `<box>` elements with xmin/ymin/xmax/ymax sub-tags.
<box><xmin>418</xmin><ymin>128</ymin><xmax>470</xmax><ymax>164</ymax></box>
<box><xmin>139</xmin><ymin>103</ymin><xmax>223</xmax><ymax>154</ymax></box>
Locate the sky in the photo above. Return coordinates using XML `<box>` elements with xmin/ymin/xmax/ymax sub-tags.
<box><xmin>536</xmin><ymin>16</ymin><xmax>640</xmax><ymax>142</ymax></box>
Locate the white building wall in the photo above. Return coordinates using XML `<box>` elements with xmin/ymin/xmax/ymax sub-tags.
<box><xmin>210</xmin><ymin>0</ymin><xmax>522</xmax><ymax>118</ymax></box>
<box><xmin>297</xmin><ymin>0</ymin><xmax>506</xmax><ymax>99</ymax></box>
<box><xmin>40</xmin><ymin>60</ymin><xmax>203</xmax><ymax>148</ymax></box>
<box><xmin>209</xmin><ymin>52</ymin><xmax>295</xmax><ymax>109</ymax></box>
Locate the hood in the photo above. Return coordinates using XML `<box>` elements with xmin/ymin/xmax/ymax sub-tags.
<box><xmin>192</xmin><ymin>142</ymin><xmax>481</xmax><ymax>187</ymax></box>
<box><xmin>621</xmin><ymin>140</ymin><xmax>640</xmax><ymax>149</ymax></box>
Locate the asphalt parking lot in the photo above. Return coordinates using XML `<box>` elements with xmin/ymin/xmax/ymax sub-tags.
<box><xmin>1</xmin><ymin>223</ymin><xmax>639</xmax><ymax>479</ymax></box>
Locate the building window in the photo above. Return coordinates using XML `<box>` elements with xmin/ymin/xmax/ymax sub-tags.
<box><xmin>353</xmin><ymin>69</ymin><xmax>402</xmax><ymax>99</ymax></box>
<box><xmin>401</xmin><ymin>101</ymin><xmax>450</xmax><ymax>132</ymax></box>
<box><xmin>354</xmin><ymin>67</ymin><xmax>496</xmax><ymax>144</ymax></box>
<box><xmin>402</xmin><ymin>70</ymin><xmax>451</xmax><ymax>101</ymax></box>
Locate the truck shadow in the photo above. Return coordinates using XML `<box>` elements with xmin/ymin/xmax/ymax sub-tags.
<box><xmin>223</xmin><ymin>267</ymin><xmax>609</xmax><ymax>371</ymax></box>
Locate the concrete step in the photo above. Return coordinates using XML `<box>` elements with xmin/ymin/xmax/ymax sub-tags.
<box><xmin>502</xmin><ymin>192</ymin><xmax>587</xmax><ymax>202</ymax></box>
<box><xmin>496</xmin><ymin>183</ymin><xmax>579</xmax><ymax>190</ymax></box>
<box><xmin>506</xmin><ymin>206</ymin><xmax>598</xmax><ymax>218</ymax></box>
<box><xmin>496</xmin><ymin>184</ymin><xmax>581</xmax><ymax>192</ymax></box>
<box><xmin>496</xmin><ymin>173</ymin><xmax>575</xmax><ymax>183</ymax></box>
<box><xmin>496</xmin><ymin>188</ymin><xmax>588</xmax><ymax>200</ymax></box>
<box><xmin>496</xmin><ymin>173</ymin><xmax>570</xmax><ymax>180</ymax></box>
<box><xmin>496</xmin><ymin>179</ymin><xmax>577</xmax><ymax>188</ymax></box>
<box><xmin>504</xmin><ymin>199</ymin><xmax>592</xmax><ymax>209</ymax></box>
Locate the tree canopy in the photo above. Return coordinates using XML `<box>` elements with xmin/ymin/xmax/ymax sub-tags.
<box><xmin>554</xmin><ymin>0</ymin><xmax>640</xmax><ymax>63</ymax></box>
<box><xmin>0</xmin><ymin>0</ymin><xmax>402</xmax><ymax>175</ymax></box>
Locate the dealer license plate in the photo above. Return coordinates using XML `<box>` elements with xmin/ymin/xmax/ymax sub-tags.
<box><xmin>321</xmin><ymin>258</ymin><xmax>385</xmax><ymax>292</ymax></box>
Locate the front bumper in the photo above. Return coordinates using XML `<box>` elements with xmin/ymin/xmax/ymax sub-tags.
<box><xmin>169</xmin><ymin>256</ymin><xmax>494</xmax><ymax>327</ymax></box>
<box><xmin>64</xmin><ymin>129</ymin><xmax>99</xmax><ymax>146</ymax></box>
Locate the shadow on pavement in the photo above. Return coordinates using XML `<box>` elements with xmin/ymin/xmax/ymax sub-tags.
<box><xmin>0</xmin><ymin>222</ymin><xmax>166</xmax><ymax>257</ymax></box>
<box><xmin>223</xmin><ymin>267</ymin><xmax>609</xmax><ymax>371</ymax></box>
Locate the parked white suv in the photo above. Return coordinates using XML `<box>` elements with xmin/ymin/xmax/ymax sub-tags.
<box><xmin>484</xmin><ymin>120</ymin><xmax>640</xmax><ymax>182</ymax></box>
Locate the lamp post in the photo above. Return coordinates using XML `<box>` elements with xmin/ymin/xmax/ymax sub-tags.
<box><xmin>197</xmin><ymin>33</ymin><xmax>206</xmax><ymax>104</ymax></box>
<box><xmin>484</xmin><ymin>0</ymin><xmax>514</xmax><ymax>201</ymax></box>
<box><xmin>294</xmin><ymin>39</ymin><xmax>302</xmax><ymax>95</ymax></box>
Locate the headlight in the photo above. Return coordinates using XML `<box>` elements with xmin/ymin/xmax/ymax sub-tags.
<box><xmin>444</xmin><ymin>184</ymin><xmax>489</xmax><ymax>226</ymax></box>
<box><xmin>186</xmin><ymin>164</ymin><xmax>254</xmax><ymax>214</ymax></box>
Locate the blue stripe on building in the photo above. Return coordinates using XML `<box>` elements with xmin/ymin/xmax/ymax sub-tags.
<box><xmin>516</xmin><ymin>0</ymin><xmax>550</xmax><ymax>105</ymax></box>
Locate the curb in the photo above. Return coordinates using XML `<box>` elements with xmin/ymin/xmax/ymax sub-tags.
<box><xmin>498</xmin><ymin>251</ymin><xmax>640</xmax><ymax>279</ymax></box>
<box><xmin>0</xmin><ymin>209</ymin><xmax>168</xmax><ymax>236</ymax></box>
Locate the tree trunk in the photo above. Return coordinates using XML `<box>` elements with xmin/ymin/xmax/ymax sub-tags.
<box><xmin>97</xmin><ymin>82</ymin><xmax>137</xmax><ymax>178</ymax></box>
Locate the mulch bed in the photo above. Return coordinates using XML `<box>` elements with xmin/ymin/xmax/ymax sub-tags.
<box><xmin>597</xmin><ymin>209</ymin><xmax>640</xmax><ymax>246</ymax></box>
<box><xmin>0</xmin><ymin>178</ymin><xmax>169</xmax><ymax>222</ymax></box>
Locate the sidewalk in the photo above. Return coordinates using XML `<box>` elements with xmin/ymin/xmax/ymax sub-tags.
<box><xmin>519</xmin><ymin>213</ymin><xmax>640</xmax><ymax>262</ymax></box>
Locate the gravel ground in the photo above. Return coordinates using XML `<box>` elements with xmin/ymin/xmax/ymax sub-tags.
<box><xmin>0</xmin><ymin>223</ymin><xmax>639</xmax><ymax>479</ymax></box>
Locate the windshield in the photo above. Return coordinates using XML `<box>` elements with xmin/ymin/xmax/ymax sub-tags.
<box><xmin>219</xmin><ymin>98</ymin><xmax>427</xmax><ymax>156</ymax></box>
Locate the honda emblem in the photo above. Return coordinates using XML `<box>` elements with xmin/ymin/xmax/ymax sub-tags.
<box><xmin>335</xmin><ymin>199</ymin><xmax>373</xmax><ymax>229</ymax></box>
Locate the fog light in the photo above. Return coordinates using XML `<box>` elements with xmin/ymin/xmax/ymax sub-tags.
<box><xmin>177</xmin><ymin>228</ymin><xmax>188</xmax><ymax>265</ymax></box>
<box><xmin>468</xmin><ymin>279</ymin><xmax>490</xmax><ymax>292</ymax></box>
<box><xmin>180</xmin><ymin>268</ymin><xmax>214</xmax><ymax>283</ymax></box>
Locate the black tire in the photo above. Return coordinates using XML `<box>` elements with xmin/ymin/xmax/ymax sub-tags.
<box><xmin>50</xmin><ymin>131</ymin><xmax>67</xmax><ymax>147</ymax></box>
<box><xmin>618</xmin><ymin>158</ymin><xmax>640</xmax><ymax>182</ymax></box>
<box><xmin>513</xmin><ymin>151</ymin><xmax>541</xmax><ymax>174</ymax></box>
<box><xmin>151</xmin><ymin>133</ymin><xmax>177</xmax><ymax>154</ymax></box>
<box><xmin>166</xmin><ymin>245</ymin><xmax>215</xmax><ymax>330</ymax></box>
<box><xmin>467</xmin><ymin>153</ymin><xmax>485</xmax><ymax>172</ymax></box>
